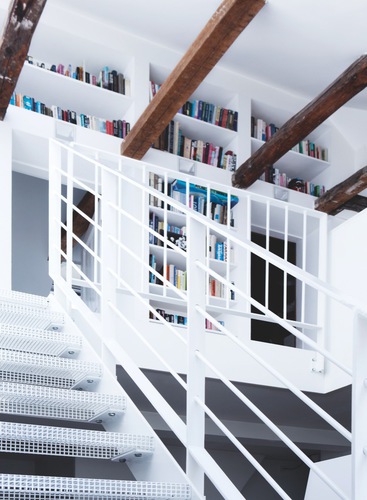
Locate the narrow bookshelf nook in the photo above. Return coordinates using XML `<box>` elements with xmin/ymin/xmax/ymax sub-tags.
<box><xmin>250</xmin><ymin>100</ymin><xmax>330</xmax><ymax>198</ymax></box>
<box><xmin>147</xmin><ymin>170</ymin><xmax>240</xmax><ymax>334</ymax></box>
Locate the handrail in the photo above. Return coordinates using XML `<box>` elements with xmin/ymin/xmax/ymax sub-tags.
<box><xmin>53</xmin><ymin>140</ymin><xmax>367</xmax><ymax>317</ymax></box>
<box><xmin>49</xmin><ymin>138</ymin><xmax>361</xmax><ymax>499</ymax></box>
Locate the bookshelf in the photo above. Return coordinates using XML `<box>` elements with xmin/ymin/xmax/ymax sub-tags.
<box><xmin>147</xmin><ymin>171</ymin><xmax>242</xmax><ymax>333</ymax></box>
<box><xmin>149</xmin><ymin>64</ymin><xmax>239</xmax><ymax>175</ymax></box>
<box><xmin>250</xmin><ymin>100</ymin><xmax>330</xmax><ymax>197</ymax></box>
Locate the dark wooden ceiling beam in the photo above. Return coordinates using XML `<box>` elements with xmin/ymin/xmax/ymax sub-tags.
<box><xmin>335</xmin><ymin>194</ymin><xmax>367</xmax><ymax>214</ymax></box>
<box><xmin>0</xmin><ymin>0</ymin><xmax>47</xmax><ymax>120</ymax></box>
<box><xmin>121</xmin><ymin>0</ymin><xmax>265</xmax><ymax>160</ymax></box>
<box><xmin>61</xmin><ymin>191</ymin><xmax>95</xmax><ymax>259</ymax></box>
<box><xmin>232</xmin><ymin>55</ymin><xmax>367</xmax><ymax>189</ymax></box>
<box><xmin>315</xmin><ymin>165</ymin><xmax>367</xmax><ymax>215</ymax></box>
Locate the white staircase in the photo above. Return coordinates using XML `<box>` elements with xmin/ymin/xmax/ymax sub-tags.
<box><xmin>0</xmin><ymin>289</ymin><xmax>193</xmax><ymax>499</ymax></box>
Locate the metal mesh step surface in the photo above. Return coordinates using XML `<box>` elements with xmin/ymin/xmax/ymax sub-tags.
<box><xmin>0</xmin><ymin>474</ymin><xmax>191</xmax><ymax>499</ymax></box>
<box><xmin>0</xmin><ymin>350</ymin><xmax>102</xmax><ymax>390</ymax></box>
<box><xmin>0</xmin><ymin>382</ymin><xmax>126</xmax><ymax>423</ymax></box>
<box><xmin>0</xmin><ymin>324</ymin><xmax>82</xmax><ymax>357</ymax></box>
<box><xmin>0</xmin><ymin>302</ymin><xmax>64</xmax><ymax>331</ymax></box>
<box><xmin>0</xmin><ymin>422</ymin><xmax>154</xmax><ymax>461</ymax></box>
<box><xmin>0</xmin><ymin>290</ymin><xmax>50</xmax><ymax>309</ymax></box>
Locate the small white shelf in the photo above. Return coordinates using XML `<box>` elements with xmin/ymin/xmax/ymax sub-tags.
<box><xmin>149</xmin><ymin>245</ymin><xmax>186</xmax><ymax>267</ymax></box>
<box><xmin>251</xmin><ymin>138</ymin><xmax>330</xmax><ymax>181</ymax></box>
<box><xmin>17</xmin><ymin>63</ymin><xmax>133</xmax><ymax>121</ymax></box>
<box><xmin>174</xmin><ymin>113</ymin><xmax>237</xmax><ymax>147</ymax></box>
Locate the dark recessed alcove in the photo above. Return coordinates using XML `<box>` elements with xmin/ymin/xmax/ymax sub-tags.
<box><xmin>251</xmin><ymin>231</ymin><xmax>297</xmax><ymax>347</ymax></box>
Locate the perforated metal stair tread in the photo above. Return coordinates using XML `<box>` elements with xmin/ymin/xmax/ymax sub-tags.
<box><xmin>0</xmin><ymin>350</ymin><xmax>102</xmax><ymax>389</ymax></box>
<box><xmin>0</xmin><ymin>324</ymin><xmax>82</xmax><ymax>357</ymax></box>
<box><xmin>0</xmin><ymin>290</ymin><xmax>50</xmax><ymax>309</ymax></box>
<box><xmin>0</xmin><ymin>302</ymin><xmax>64</xmax><ymax>331</ymax></box>
<box><xmin>0</xmin><ymin>382</ymin><xmax>126</xmax><ymax>422</ymax></box>
<box><xmin>0</xmin><ymin>422</ymin><xmax>154</xmax><ymax>461</ymax></box>
<box><xmin>0</xmin><ymin>474</ymin><xmax>192</xmax><ymax>499</ymax></box>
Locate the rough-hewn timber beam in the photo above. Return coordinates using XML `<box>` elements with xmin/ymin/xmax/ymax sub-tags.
<box><xmin>315</xmin><ymin>166</ymin><xmax>367</xmax><ymax>215</ymax></box>
<box><xmin>232</xmin><ymin>55</ymin><xmax>367</xmax><ymax>189</ymax></box>
<box><xmin>336</xmin><ymin>194</ymin><xmax>367</xmax><ymax>214</ymax></box>
<box><xmin>121</xmin><ymin>0</ymin><xmax>265</xmax><ymax>160</ymax></box>
<box><xmin>61</xmin><ymin>192</ymin><xmax>95</xmax><ymax>259</ymax></box>
<box><xmin>0</xmin><ymin>0</ymin><xmax>47</xmax><ymax>120</ymax></box>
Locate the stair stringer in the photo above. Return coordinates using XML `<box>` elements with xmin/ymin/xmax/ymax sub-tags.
<box><xmin>48</xmin><ymin>289</ymin><xmax>201</xmax><ymax>499</ymax></box>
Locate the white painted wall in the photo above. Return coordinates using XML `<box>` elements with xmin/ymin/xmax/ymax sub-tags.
<box><xmin>304</xmin><ymin>454</ymin><xmax>351</xmax><ymax>499</ymax></box>
<box><xmin>324</xmin><ymin>210</ymin><xmax>367</xmax><ymax>391</ymax></box>
<box><xmin>0</xmin><ymin>123</ymin><xmax>12</xmax><ymax>290</ymax></box>
<box><xmin>12</xmin><ymin>172</ymin><xmax>52</xmax><ymax>296</ymax></box>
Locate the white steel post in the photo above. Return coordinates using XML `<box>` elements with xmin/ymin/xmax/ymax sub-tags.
<box><xmin>48</xmin><ymin>141</ymin><xmax>63</xmax><ymax>293</ymax></box>
<box><xmin>186</xmin><ymin>216</ymin><xmax>207</xmax><ymax>497</ymax></box>
<box><xmin>352</xmin><ymin>310</ymin><xmax>367</xmax><ymax>499</ymax></box>
<box><xmin>100</xmin><ymin>167</ymin><xmax>119</xmax><ymax>365</ymax></box>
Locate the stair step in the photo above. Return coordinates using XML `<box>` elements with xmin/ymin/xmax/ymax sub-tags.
<box><xmin>0</xmin><ymin>324</ymin><xmax>82</xmax><ymax>357</ymax></box>
<box><xmin>0</xmin><ymin>422</ymin><xmax>154</xmax><ymax>462</ymax></box>
<box><xmin>0</xmin><ymin>382</ymin><xmax>126</xmax><ymax>423</ymax></box>
<box><xmin>0</xmin><ymin>350</ymin><xmax>102</xmax><ymax>390</ymax></box>
<box><xmin>0</xmin><ymin>289</ymin><xmax>50</xmax><ymax>309</ymax></box>
<box><xmin>0</xmin><ymin>302</ymin><xmax>64</xmax><ymax>331</ymax></box>
<box><xmin>0</xmin><ymin>474</ymin><xmax>192</xmax><ymax>499</ymax></box>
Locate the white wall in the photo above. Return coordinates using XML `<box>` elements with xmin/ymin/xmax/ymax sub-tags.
<box><xmin>0</xmin><ymin>123</ymin><xmax>12</xmax><ymax>290</ymax></box>
<box><xmin>305</xmin><ymin>454</ymin><xmax>351</xmax><ymax>500</ymax></box>
<box><xmin>324</xmin><ymin>210</ymin><xmax>367</xmax><ymax>391</ymax></box>
<box><xmin>12</xmin><ymin>172</ymin><xmax>52</xmax><ymax>296</ymax></box>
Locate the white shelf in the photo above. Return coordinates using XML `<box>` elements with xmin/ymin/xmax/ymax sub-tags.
<box><xmin>17</xmin><ymin>63</ymin><xmax>133</xmax><ymax>121</ymax></box>
<box><xmin>251</xmin><ymin>138</ymin><xmax>330</xmax><ymax>181</ymax></box>
<box><xmin>174</xmin><ymin>113</ymin><xmax>237</xmax><ymax>147</ymax></box>
<box><xmin>149</xmin><ymin>245</ymin><xmax>186</xmax><ymax>267</ymax></box>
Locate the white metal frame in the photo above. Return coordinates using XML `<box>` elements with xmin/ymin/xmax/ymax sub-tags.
<box><xmin>48</xmin><ymin>139</ymin><xmax>367</xmax><ymax>499</ymax></box>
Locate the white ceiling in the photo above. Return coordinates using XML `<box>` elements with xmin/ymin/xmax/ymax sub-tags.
<box><xmin>49</xmin><ymin>0</ymin><xmax>367</xmax><ymax>109</ymax></box>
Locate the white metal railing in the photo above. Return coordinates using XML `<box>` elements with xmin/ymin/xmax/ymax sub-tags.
<box><xmin>48</xmin><ymin>139</ymin><xmax>367</xmax><ymax>499</ymax></box>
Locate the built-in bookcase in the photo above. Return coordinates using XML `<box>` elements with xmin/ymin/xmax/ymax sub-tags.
<box><xmin>149</xmin><ymin>64</ymin><xmax>239</xmax><ymax>174</ymax></box>
<box><xmin>146</xmin><ymin>170</ymin><xmax>243</xmax><ymax>334</ymax></box>
<box><xmin>250</xmin><ymin>99</ymin><xmax>330</xmax><ymax>197</ymax></box>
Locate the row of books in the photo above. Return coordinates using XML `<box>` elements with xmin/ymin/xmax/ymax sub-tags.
<box><xmin>150</xmin><ymin>309</ymin><xmax>187</xmax><ymax>325</ymax></box>
<box><xmin>148</xmin><ymin>255</ymin><xmax>187</xmax><ymax>290</ymax></box>
<box><xmin>149</xmin><ymin>81</ymin><xmax>238</xmax><ymax>131</ymax></box>
<box><xmin>10</xmin><ymin>92</ymin><xmax>130</xmax><ymax>138</ymax></box>
<box><xmin>149</xmin><ymin>212</ymin><xmax>186</xmax><ymax>246</ymax></box>
<box><xmin>208</xmin><ymin>234</ymin><xmax>232</xmax><ymax>262</ymax></box>
<box><xmin>27</xmin><ymin>56</ymin><xmax>130</xmax><ymax>95</ymax></box>
<box><xmin>170</xmin><ymin>188</ymin><xmax>234</xmax><ymax>226</ymax></box>
<box><xmin>148</xmin><ymin>176</ymin><xmax>238</xmax><ymax>226</ymax></box>
<box><xmin>209</xmin><ymin>278</ymin><xmax>235</xmax><ymax>299</ymax></box>
<box><xmin>251</xmin><ymin>116</ymin><xmax>328</xmax><ymax>161</ymax></box>
<box><xmin>259</xmin><ymin>167</ymin><xmax>325</xmax><ymax>197</ymax></box>
<box><xmin>149</xmin><ymin>309</ymin><xmax>225</xmax><ymax>332</ymax></box>
<box><xmin>153</xmin><ymin>120</ymin><xmax>237</xmax><ymax>171</ymax></box>
<box><xmin>178</xmin><ymin>100</ymin><xmax>238</xmax><ymax>131</ymax></box>
<box><xmin>165</xmin><ymin>264</ymin><xmax>187</xmax><ymax>290</ymax></box>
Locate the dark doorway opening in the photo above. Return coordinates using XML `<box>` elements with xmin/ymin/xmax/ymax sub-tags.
<box><xmin>251</xmin><ymin>232</ymin><xmax>297</xmax><ymax>347</ymax></box>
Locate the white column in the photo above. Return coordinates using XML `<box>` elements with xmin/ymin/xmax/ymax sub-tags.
<box><xmin>186</xmin><ymin>217</ymin><xmax>206</xmax><ymax>495</ymax></box>
<box><xmin>352</xmin><ymin>310</ymin><xmax>367</xmax><ymax>499</ymax></box>
<box><xmin>0</xmin><ymin>123</ymin><xmax>12</xmax><ymax>290</ymax></box>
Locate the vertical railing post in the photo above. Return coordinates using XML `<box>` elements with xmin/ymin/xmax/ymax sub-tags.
<box><xmin>65</xmin><ymin>149</ymin><xmax>74</xmax><ymax>288</ymax></box>
<box><xmin>100</xmin><ymin>166</ymin><xmax>119</xmax><ymax>364</ymax></box>
<box><xmin>48</xmin><ymin>140</ymin><xmax>62</xmax><ymax>294</ymax></box>
<box><xmin>352</xmin><ymin>309</ymin><xmax>367</xmax><ymax>499</ymax></box>
<box><xmin>186</xmin><ymin>216</ymin><xmax>207</xmax><ymax>496</ymax></box>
